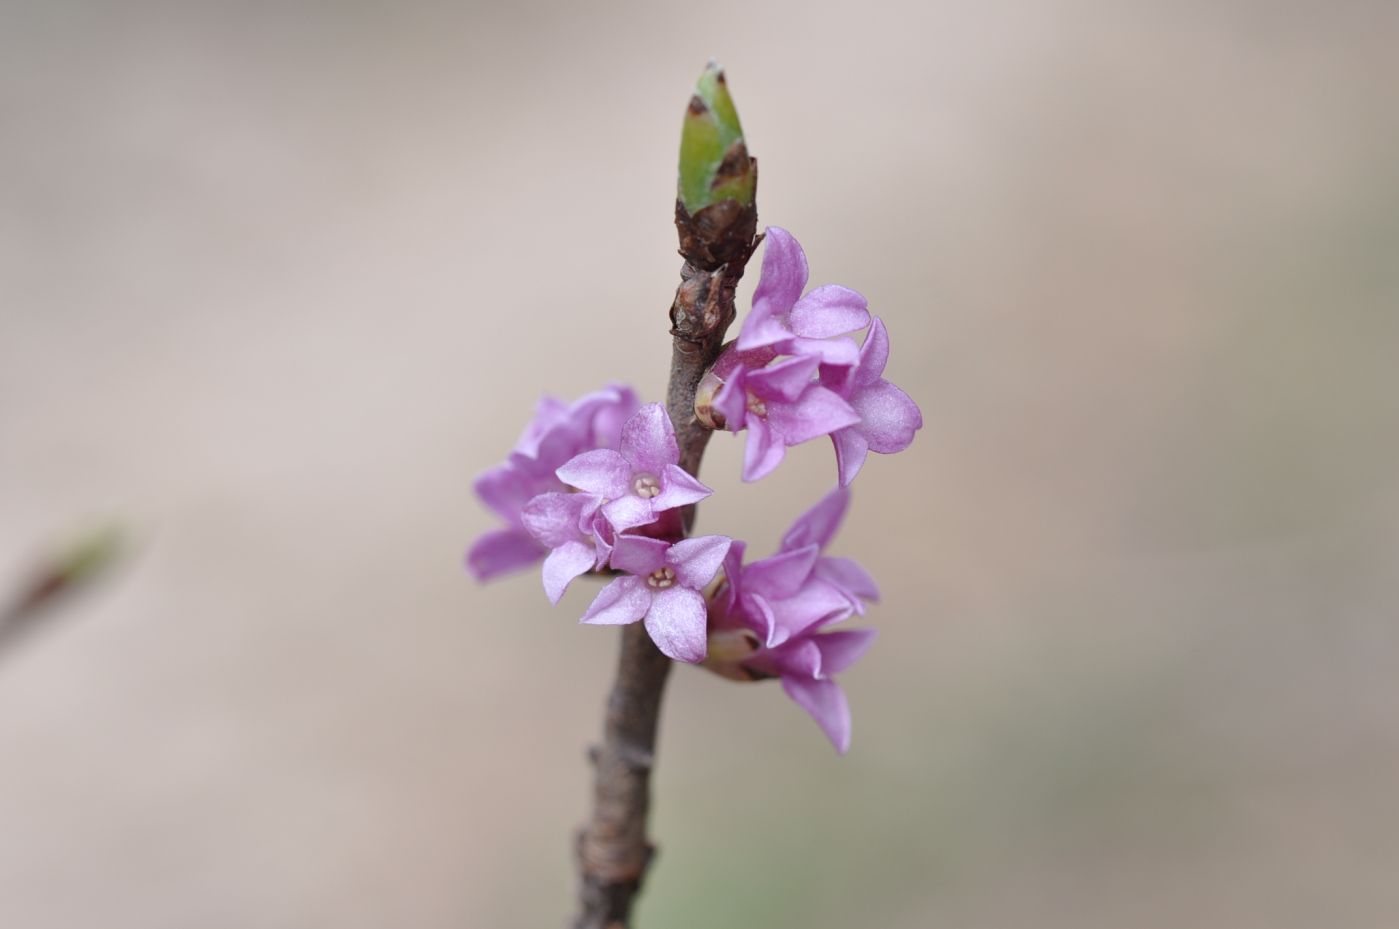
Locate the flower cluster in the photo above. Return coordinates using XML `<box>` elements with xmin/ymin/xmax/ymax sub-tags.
<box><xmin>466</xmin><ymin>228</ymin><xmax>920</xmax><ymax>752</ymax></box>
<box><xmin>696</xmin><ymin>226</ymin><xmax>922</xmax><ymax>484</ymax></box>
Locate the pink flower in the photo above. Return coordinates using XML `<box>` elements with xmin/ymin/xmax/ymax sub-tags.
<box><xmin>737</xmin><ymin>227</ymin><xmax>870</xmax><ymax>365</ymax></box>
<box><xmin>705</xmin><ymin>487</ymin><xmax>878</xmax><ymax>753</ymax></box>
<box><xmin>520</xmin><ymin>492</ymin><xmax>613</xmax><ymax>604</ymax></box>
<box><xmin>820</xmin><ymin>318</ymin><xmax>923</xmax><ymax>486</ymax></box>
<box><xmin>582</xmin><ymin>535</ymin><xmax>732</xmax><ymax>663</ymax></box>
<box><xmin>555</xmin><ymin>404</ymin><xmax>713</xmax><ymax>532</ymax></box>
<box><xmin>706</xmin><ymin>346</ymin><xmax>860</xmax><ymax>483</ymax></box>
<box><xmin>467</xmin><ymin>386</ymin><xmax>638</xmax><ymax>580</ymax></box>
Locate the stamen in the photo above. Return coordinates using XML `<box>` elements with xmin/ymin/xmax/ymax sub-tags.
<box><xmin>632</xmin><ymin>473</ymin><xmax>662</xmax><ymax>499</ymax></box>
<box><xmin>746</xmin><ymin>391</ymin><xmax>767</xmax><ymax>417</ymax></box>
<box><xmin>646</xmin><ymin>566</ymin><xmax>676</xmax><ymax>589</ymax></box>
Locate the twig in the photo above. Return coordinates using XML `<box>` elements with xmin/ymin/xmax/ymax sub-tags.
<box><xmin>571</xmin><ymin>180</ymin><xmax>758</xmax><ymax>926</ymax></box>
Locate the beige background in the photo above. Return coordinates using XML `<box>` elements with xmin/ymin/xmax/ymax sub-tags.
<box><xmin>3</xmin><ymin>1</ymin><xmax>1398</xmax><ymax>926</ymax></box>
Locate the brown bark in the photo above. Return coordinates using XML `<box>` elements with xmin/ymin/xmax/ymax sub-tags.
<box><xmin>570</xmin><ymin>200</ymin><xmax>759</xmax><ymax>929</ymax></box>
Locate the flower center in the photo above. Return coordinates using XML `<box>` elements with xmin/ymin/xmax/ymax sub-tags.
<box><xmin>646</xmin><ymin>566</ymin><xmax>676</xmax><ymax>589</ymax></box>
<box><xmin>632</xmin><ymin>473</ymin><xmax>661</xmax><ymax>498</ymax></box>
<box><xmin>746</xmin><ymin>391</ymin><xmax>767</xmax><ymax>417</ymax></box>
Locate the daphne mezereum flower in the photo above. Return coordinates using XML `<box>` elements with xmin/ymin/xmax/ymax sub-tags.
<box><xmin>819</xmin><ymin>317</ymin><xmax>923</xmax><ymax>486</ymax></box>
<box><xmin>581</xmin><ymin>535</ymin><xmax>732</xmax><ymax>663</ymax></box>
<box><xmin>778</xmin><ymin>485</ymin><xmax>881</xmax><ymax>614</ymax></box>
<box><xmin>704</xmin><ymin>488</ymin><xmax>878</xmax><ymax>753</ymax></box>
<box><xmin>520</xmin><ymin>492</ymin><xmax>613</xmax><ymax>604</ymax></box>
<box><xmin>707</xmin><ymin>348</ymin><xmax>860</xmax><ymax>483</ymax></box>
<box><xmin>556</xmin><ymin>403</ymin><xmax>712</xmax><ymax>533</ymax></box>
<box><xmin>711</xmin><ymin>487</ymin><xmax>875</xmax><ymax>649</ymax></box>
<box><xmin>466</xmin><ymin>385</ymin><xmax>638</xmax><ymax>581</ymax></box>
<box><xmin>742</xmin><ymin>625</ymin><xmax>877</xmax><ymax>754</ymax></box>
<box><xmin>735</xmin><ymin>226</ymin><xmax>870</xmax><ymax>365</ymax></box>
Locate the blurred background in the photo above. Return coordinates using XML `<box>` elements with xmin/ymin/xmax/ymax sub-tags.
<box><xmin>3</xmin><ymin>0</ymin><xmax>1398</xmax><ymax>926</ymax></box>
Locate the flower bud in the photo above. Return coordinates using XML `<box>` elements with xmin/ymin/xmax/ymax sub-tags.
<box><xmin>676</xmin><ymin>62</ymin><xmax>758</xmax><ymax>270</ymax></box>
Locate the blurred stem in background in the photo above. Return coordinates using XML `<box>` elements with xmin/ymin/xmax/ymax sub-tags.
<box><xmin>571</xmin><ymin>63</ymin><xmax>760</xmax><ymax>929</ymax></box>
<box><xmin>0</xmin><ymin>525</ymin><xmax>123</xmax><ymax>658</ymax></box>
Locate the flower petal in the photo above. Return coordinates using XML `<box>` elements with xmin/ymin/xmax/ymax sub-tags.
<box><xmin>780</xmin><ymin>486</ymin><xmax>850</xmax><ymax>552</ymax></box>
<box><xmin>741</xmin><ymin>416</ymin><xmax>786</xmax><ymax>482</ymax></box>
<box><xmin>831</xmin><ymin>427</ymin><xmax>870</xmax><ymax>487</ymax></box>
<box><xmin>743</xmin><ymin>544</ymin><xmax>820</xmax><ymax>600</ymax></box>
<box><xmin>556</xmin><ymin>448</ymin><xmax>632</xmax><ymax>497</ymax></box>
<box><xmin>644</xmin><ymin>587</ymin><xmax>709</xmax><ymax>662</ymax></box>
<box><xmin>609</xmin><ymin>535</ymin><xmax>670</xmax><ymax>577</ymax></box>
<box><xmin>620</xmin><ymin>403</ymin><xmax>679</xmax><ymax>476</ymax></box>
<box><xmin>781</xmin><ymin>676</ymin><xmax>853</xmax><ymax>754</ymax></box>
<box><xmin>474</xmin><ymin>463</ymin><xmax>548</xmax><ymax>524</ymax></box>
<box><xmin>466</xmin><ymin>527</ymin><xmax>544</xmax><ymax>581</ymax></box>
<box><xmin>668</xmin><ymin>535</ymin><xmax>731</xmax><ymax>589</ymax></box>
<box><xmin>591</xmin><ymin>385</ymin><xmax>641</xmax><ymax>449</ymax></box>
<box><xmin>712</xmin><ymin>368</ymin><xmax>751</xmax><ymax>434</ymax></box>
<box><xmin>601</xmin><ymin>495</ymin><xmax>658</xmax><ymax>532</ymax></box>
<box><xmin>744</xmin><ymin>225</ymin><xmax>811</xmax><ymax>325</ymax></box>
<box><xmin>542</xmin><ymin>541</ymin><xmax>599</xmax><ymax>604</ymax></box>
<box><xmin>736</xmin><ymin>315</ymin><xmax>794</xmax><ymax>352</ymax></box>
<box><xmin>581</xmin><ymin>576</ymin><xmax>651</xmax><ymax>625</ymax></box>
<box><xmin>653</xmin><ymin>464</ymin><xmax>712</xmax><ymax>511</ymax></box>
<box><xmin>521</xmin><ymin>492</ymin><xmax>593</xmax><ymax>548</ymax></box>
<box><xmin>781</xmin><ymin>336</ymin><xmax>860</xmax><ymax>366</ymax></box>
<box><xmin>764</xmin><ymin>578</ymin><xmax>854</xmax><ymax>642</ymax></box>
<box><xmin>787</xmin><ymin>284</ymin><xmax>870</xmax><ymax>339</ymax></box>
<box><xmin>747</xmin><ymin>638</ymin><xmax>822</xmax><ymax>679</ymax></box>
<box><xmin>814</xmin><ymin>556</ymin><xmax>881</xmax><ymax>609</ymax></box>
<box><xmin>853</xmin><ymin>317</ymin><xmax>890</xmax><ymax>387</ymax></box>
<box><xmin>852</xmin><ymin>380</ymin><xmax>923</xmax><ymax>454</ymax></box>
<box><xmin>742</xmin><ymin>592</ymin><xmax>780</xmax><ymax>646</ymax></box>
<box><xmin>766</xmin><ymin>386</ymin><xmax>860</xmax><ymax>446</ymax></box>
<box><xmin>812</xmin><ymin>628</ymin><xmax>877</xmax><ymax>676</ymax></box>
<box><xmin>747</xmin><ymin>355</ymin><xmax>821</xmax><ymax>403</ymax></box>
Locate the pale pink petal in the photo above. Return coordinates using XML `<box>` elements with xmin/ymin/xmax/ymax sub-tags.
<box><xmin>818</xmin><ymin>357</ymin><xmax>858</xmax><ymax>400</ymax></box>
<box><xmin>812</xmin><ymin>628</ymin><xmax>877</xmax><ymax>676</ymax></box>
<box><xmin>764</xmin><ymin>579</ymin><xmax>854</xmax><ymax>642</ymax></box>
<box><xmin>619</xmin><ymin>403</ymin><xmax>679</xmax><ymax>476</ymax></box>
<box><xmin>814</xmin><ymin>556</ymin><xmax>881</xmax><ymax>608</ymax></box>
<box><xmin>581</xmin><ymin>577</ymin><xmax>652</xmax><ymax>626</ymax></box>
<box><xmin>853</xmin><ymin>317</ymin><xmax>890</xmax><ymax>387</ymax></box>
<box><xmin>742</xmin><ymin>592</ymin><xmax>780</xmax><ymax>647</ymax></box>
<box><xmin>474</xmin><ymin>463</ymin><xmax>546</xmax><ymax>524</ymax></box>
<box><xmin>652</xmin><ymin>464</ymin><xmax>712</xmax><ymax>511</ymax></box>
<box><xmin>556</xmin><ymin>448</ymin><xmax>632</xmax><ymax>497</ymax></box>
<box><xmin>609</xmin><ymin>535</ymin><xmax>669</xmax><ymax>577</ymax></box>
<box><xmin>601</xmin><ymin>495</ymin><xmax>657</xmax><ymax>532</ymax></box>
<box><xmin>831</xmin><ymin>428</ymin><xmax>870</xmax><ymax>487</ymax></box>
<box><xmin>466</xmin><ymin>528</ymin><xmax>543</xmax><ymax>581</ymax></box>
<box><xmin>743</xmin><ymin>544</ymin><xmax>820</xmax><ymax>600</ymax></box>
<box><xmin>746</xmin><ymin>638</ymin><xmax>822</xmax><ymax>679</ymax></box>
<box><xmin>738</xmin><ymin>227</ymin><xmax>808</xmax><ymax>351</ymax></box>
<box><xmin>667</xmin><ymin>535</ymin><xmax>731</xmax><ymax>589</ymax></box>
<box><xmin>747</xmin><ymin>355</ymin><xmax>821</xmax><ymax>403</ymax></box>
<box><xmin>780</xmin><ymin>336</ymin><xmax>860</xmax><ymax>366</ymax></box>
<box><xmin>781</xmin><ymin>676</ymin><xmax>853</xmax><ymax>754</ymax></box>
<box><xmin>766</xmin><ymin>386</ymin><xmax>860</xmax><ymax>446</ymax></box>
<box><xmin>644</xmin><ymin>588</ymin><xmax>709</xmax><ymax>662</ymax></box>
<box><xmin>736</xmin><ymin>315</ymin><xmax>794</xmax><ymax>351</ymax></box>
<box><xmin>521</xmin><ymin>492</ymin><xmax>593</xmax><ymax>548</ymax></box>
<box><xmin>741</xmin><ymin>416</ymin><xmax>786</xmax><ymax>482</ymax></box>
<box><xmin>591</xmin><ymin>385</ymin><xmax>641</xmax><ymax>449</ymax></box>
<box><xmin>542</xmin><ymin>541</ymin><xmax>599</xmax><ymax>604</ymax></box>
<box><xmin>712</xmin><ymin>368</ymin><xmax>751</xmax><ymax>434</ymax></box>
<box><xmin>852</xmin><ymin>380</ymin><xmax>922</xmax><ymax>454</ymax></box>
<box><xmin>780</xmin><ymin>486</ymin><xmax>851</xmax><ymax>552</ymax></box>
<box><xmin>787</xmin><ymin>285</ymin><xmax>870</xmax><ymax>339</ymax></box>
